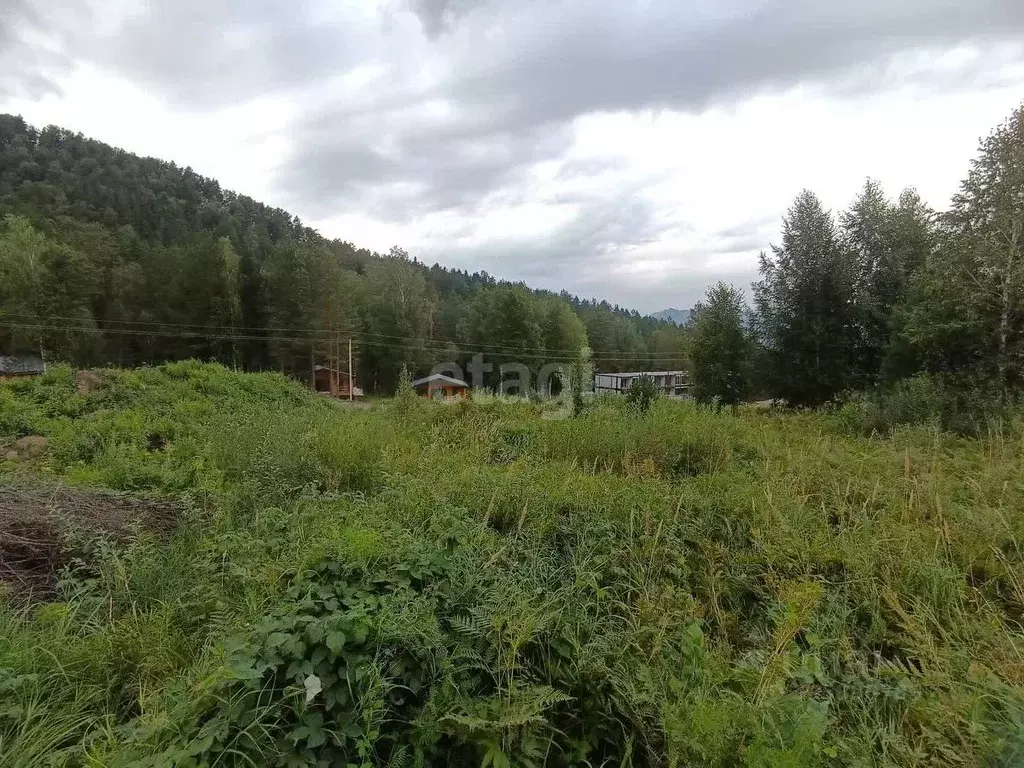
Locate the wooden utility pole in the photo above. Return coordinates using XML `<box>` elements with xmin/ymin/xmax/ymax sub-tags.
<box><xmin>333</xmin><ymin>332</ymin><xmax>340</xmax><ymax>397</ymax></box>
<box><xmin>348</xmin><ymin>338</ymin><xmax>354</xmax><ymax>401</ymax></box>
<box><xmin>309</xmin><ymin>344</ymin><xmax>315</xmax><ymax>392</ymax></box>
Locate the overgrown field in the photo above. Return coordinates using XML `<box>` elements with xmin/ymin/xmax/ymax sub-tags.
<box><xmin>1</xmin><ymin>363</ymin><xmax>1023</xmax><ymax>766</ymax></box>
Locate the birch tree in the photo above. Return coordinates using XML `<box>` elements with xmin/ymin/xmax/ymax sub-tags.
<box><xmin>908</xmin><ymin>103</ymin><xmax>1024</xmax><ymax>398</ymax></box>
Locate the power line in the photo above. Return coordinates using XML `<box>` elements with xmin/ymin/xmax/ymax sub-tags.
<box><xmin>0</xmin><ymin>313</ymin><xmax>687</xmax><ymax>363</ymax></box>
<box><xmin>0</xmin><ymin>321</ymin><xmax>688</xmax><ymax>365</ymax></box>
<box><xmin>2</xmin><ymin>309</ymin><xmax>692</xmax><ymax>358</ymax></box>
<box><xmin>0</xmin><ymin>321</ymin><xmax>321</xmax><ymax>345</ymax></box>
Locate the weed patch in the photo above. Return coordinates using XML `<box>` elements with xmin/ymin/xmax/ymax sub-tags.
<box><xmin>1</xmin><ymin>363</ymin><xmax>1023</xmax><ymax>765</ymax></box>
<box><xmin>0</xmin><ymin>479</ymin><xmax>181</xmax><ymax>599</ymax></box>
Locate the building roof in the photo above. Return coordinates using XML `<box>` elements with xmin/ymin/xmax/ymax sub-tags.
<box><xmin>595</xmin><ymin>370</ymin><xmax>687</xmax><ymax>378</ymax></box>
<box><xmin>0</xmin><ymin>355</ymin><xmax>45</xmax><ymax>375</ymax></box>
<box><xmin>411</xmin><ymin>373</ymin><xmax>470</xmax><ymax>389</ymax></box>
<box><xmin>313</xmin><ymin>365</ymin><xmax>352</xmax><ymax>378</ymax></box>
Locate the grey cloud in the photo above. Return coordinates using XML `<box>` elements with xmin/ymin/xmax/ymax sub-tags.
<box><xmin>5</xmin><ymin>0</ymin><xmax>1022</xmax><ymax>310</ymax></box>
<box><xmin>286</xmin><ymin>111</ymin><xmax>572</xmax><ymax>220</ymax></box>
<box><xmin>80</xmin><ymin>0</ymin><xmax>1022</xmax><ymax>117</ymax></box>
<box><xmin>830</xmin><ymin>40</ymin><xmax>1024</xmax><ymax>99</ymax></box>
<box><xmin>0</xmin><ymin>0</ymin><xmax>90</xmax><ymax>99</ymax></box>
<box><xmin>2</xmin><ymin>0</ymin><xmax>380</xmax><ymax>109</ymax></box>
<box><xmin>715</xmin><ymin>234</ymin><xmax>771</xmax><ymax>255</ymax></box>
<box><xmin>554</xmin><ymin>157</ymin><xmax>629</xmax><ymax>182</ymax></box>
<box><xmin>707</xmin><ymin>219</ymin><xmax>778</xmax><ymax>254</ymax></box>
<box><xmin>420</xmin><ymin>184</ymin><xmax>679</xmax><ymax>289</ymax></box>
<box><xmin>571</xmin><ymin>243</ymin><xmax>764</xmax><ymax>313</ymax></box>
<box><xmin>713</xmin><ymin>217</ymin><xmax>778</xmax><ymax>242</ymax></box>
<box><xmin>92</xmin><ymin>1</ymin><xmax>367</xmax><ymax>109</ymax></box>
<box><xmin>8</xmin><ymin>0</ymin><xmax>1022</xmax><ymax>134</ymax></box>
<box><xmin>275</xmin><ymin>0</ymin><xmax>1024</xmax><ymax>225</ymax></box>
<box><xmin>9</xmin><ymin>0</ymin><xmax>1023</xmax><ymax>204</ymax></box>
<box><xmin>421</xmin><ymin>208</ymin><xmax>777</xmax><ymax>312</ymax></box>
<box><xmin>447</xmin><ymin>0</ymin><xmax>1024</xmax><ymax>133</ymax></box>
<box><xmin>407</xmin><ymin>0</ymin><xmax>483</xmax><ymax>38</ymax></box>
<box><xmin>438</xmin><ymin>236</ymin><xmax>762</xmax><ymax>315</ymax></box>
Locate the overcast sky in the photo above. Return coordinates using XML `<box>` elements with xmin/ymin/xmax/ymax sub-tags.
<box><xmin>2</xmin><ymin>0</ymin><xmax>1023</xmax><ymax>313</ymax></box>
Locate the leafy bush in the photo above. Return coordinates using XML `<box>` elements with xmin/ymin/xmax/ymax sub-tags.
<box><xmin>487</xmin><ymin>423</ymin><xmax>538</xmax><ymax>465</ymax></box>
<box><xmin>836</xmin><ymin>373</ymin><xmax>1016</xmax><ymax>437</ymax></box>
<box><xmin>624</xmin><ymin>374</ymin><xmax>660</xmax><ymax>416</ymax></box>
<box><xmin>140</xmin><ymin>556</ymin><xmax>446</xmax><ymax>766</ymax></box>
<box><xmin>0</xmin><ymin>388</ymin><xmax>36</xmax><ymax>437</ymax></box>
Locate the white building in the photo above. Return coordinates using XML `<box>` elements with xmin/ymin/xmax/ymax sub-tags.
<box><xmin>593</xmin><ymin>370</ymin><xmax>689</xmax><ymax>398</ymax></box>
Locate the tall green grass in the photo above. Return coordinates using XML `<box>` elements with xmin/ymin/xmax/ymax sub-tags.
<box><xmin>1</xmin><ymin>363</ymin><xmax>1022</xmax><ymax>765</ymax></box>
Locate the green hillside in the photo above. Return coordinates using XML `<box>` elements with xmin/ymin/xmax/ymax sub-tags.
<box><xmin>0</xmin><ymin>114</ymin><xmax>687</xmax><ymax>391</ymax></box>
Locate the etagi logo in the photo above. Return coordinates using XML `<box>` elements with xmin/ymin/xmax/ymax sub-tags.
<box><xmin>428</xmin><ymin>353</ymin><xmax>576</xmax><ymax>396</ymax></box>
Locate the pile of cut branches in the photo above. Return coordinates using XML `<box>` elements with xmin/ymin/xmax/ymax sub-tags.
<box><xmin>0</xmin><ymin>480</ymin><xmax>181</xmax><ymax>599</ymax></box>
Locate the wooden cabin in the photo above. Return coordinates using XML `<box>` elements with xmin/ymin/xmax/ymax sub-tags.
<box><xmin>0</xmin><ymin>355</ymin><xmax>45</xmax><ymax>383</ymax></box>
<box><xmin>312</xmin><ymin>365</ymin><xmax>363</xmax><ymax>398</ymax></box>
<box><xmin>411</xmin><ymin>373</ymin><xmax>470</xmax><ymax>400</ymax></box>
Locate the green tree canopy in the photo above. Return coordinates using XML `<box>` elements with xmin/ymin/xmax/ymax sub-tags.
<box><xmin>754</xmin><ymin>191</ymin><xmax>859</xmax><ymax>407</ymax></box>
<box><xmin>841</xmin><ymin>180</ymin><xmax>933</xmax><ymax>386</ymax></box>
<box><xmin>905</xmin><ymin>103</ymin><xmax>1024</xmax><ymax>399</ymax></box>
<box><xmin>690</xmin><ymin>282</ymin><xmax>750</xmax><ymax>406</ymax></box>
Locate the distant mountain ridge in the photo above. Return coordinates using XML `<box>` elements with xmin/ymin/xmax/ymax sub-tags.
<box><xmin>650</xmin><ymin>308</ymin><xmax>692</xmax><ymax>325</ymax></box>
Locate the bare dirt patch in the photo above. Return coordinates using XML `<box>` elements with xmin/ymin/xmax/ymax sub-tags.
<box><xmin>0</xmin><ymin>480</ymin><xmax>182</xmax><ymax>600</ymax></box>
<box><xmin>2</xmin><ymin>435</ymin><xmax>48</xmax><ymax>462</ymax></box>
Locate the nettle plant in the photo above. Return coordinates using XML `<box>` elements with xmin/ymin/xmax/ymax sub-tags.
<box><xmin>153</xmin><ymin>556</ymin><xmax>446</xmax><ymax>767</ymax></box>
<box><xmin>142</xmin><ymin>551</ymin><xmax>587</xmax><ymax>768</ymax></box>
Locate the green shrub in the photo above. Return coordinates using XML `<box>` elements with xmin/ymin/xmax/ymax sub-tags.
<box><xmin>0</xmin><ymin>388</ymin><xmax>36</xmax><ymax>437</ymax></box>
<box><xmin>487</xmin><ymin>423</ymin><xmax>538</xmax><ymax>465</ymax></box>
<box><xmin>625</xmin><ymin>374</ymin><xmax>660</xmax><ymax>416</ymax></box>
<box><xmin>836</xmin><ymin>373</ymin><xmax>1015</xmax><ymax>437</ymax></box>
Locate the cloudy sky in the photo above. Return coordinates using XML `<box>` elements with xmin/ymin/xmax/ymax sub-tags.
<box><xmin>2</xmin><ymin>0</ymin><xmax>1023</xmax><ymax>312</ymax></box>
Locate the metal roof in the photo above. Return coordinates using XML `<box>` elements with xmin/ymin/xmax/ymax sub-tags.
<box><xmin>313</xmin><ymin>365</ymin><xmax>352</xmax><ymax>377</ymax></box>
<box><xmin>595</xmin><ymin>370</ymin><xmax>687</xmax><ymax>378</ymax></box>
<box><xmin>0</xmin><ymin>355</ymin><xmax>45</xmax><ymax>375</ymax></box>
<box><xmin>411</xmin><ymin>373</ymin><xmax>470</xmax><ymax>388</ymax></box>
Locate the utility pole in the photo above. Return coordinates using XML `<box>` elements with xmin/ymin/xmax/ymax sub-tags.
<box><xmin>333</xmin><ymin>331</ymin><xmax>340</xmax><ymax>397</ymax></box>
<box><xmin>348</xmin><ymin>337</ymin><xmax>354</xmax><ymax>401</ymax></box>
<box><xmin>309</xmin><ymin>343</ymin><xmax>315</xmax><ymax>392</ymax></box>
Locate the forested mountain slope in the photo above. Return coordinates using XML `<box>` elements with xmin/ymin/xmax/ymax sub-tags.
<box><xmin>650</xmin><ymin>308</ymin><xmax>692</xmax><ymax>325</ymax></box>
<box><xmin>0</xmin><ymin>114</ymin><xmax>687</xmax><ymax>392</ymax></box>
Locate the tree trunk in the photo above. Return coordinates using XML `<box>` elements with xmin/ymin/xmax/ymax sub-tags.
<box><xmin>998</xmin><ymin>217</ymin><xmax>1022</xmax><ymax>402</ymax></box>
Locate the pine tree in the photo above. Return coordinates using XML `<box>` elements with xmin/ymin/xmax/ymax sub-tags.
<box><xmin>690</xmin><ymin>282</ymin><xmax>750</xmax><ymax>406</ymax></box>
<box><xmin>753</xmin><ymin>191</ymin><xmax>858</xmax><ymax>406</ymax></box>
<box><xmin>360</xmin><ymin>253</ymin><xmax>436</xmax><ymax>393</ymax></box>
<box><xmin>877</xmin><ymin>189</ymin><xmax>934</xmax><ymax>383</ymax></box>
<box><xmin>842</xmin><ymin>179</ymin><xmax>893</xmax><ymax>386</ymax></box>
<box><xmin>948</xmin><ymin>103</ymin><xmax>1024</xmax><ymax>397</ymax></box>
<box><xmin>841</xmin><ymin>180</ymin><xmax>933</xmax><ymax>386</ymax></box>
<box><xmin>261</xmin><ymin>241</ymin><xmax>321</xmax><ymax>376</ymax></box>
<box><xmin>541</xmin><ymin>300</ymin><xmax>587</xmax><ymax>363</ymax></box>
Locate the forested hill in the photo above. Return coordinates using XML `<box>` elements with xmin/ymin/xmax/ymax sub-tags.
<box><xmin>0</xmin><ymin>114</ymin><xmax>687</xmax><ymax>392</ymax></box>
